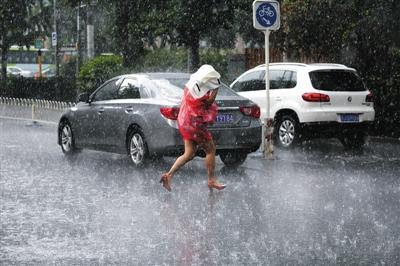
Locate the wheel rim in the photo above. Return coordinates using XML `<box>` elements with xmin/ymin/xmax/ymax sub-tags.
<box><xmin>61</xmin><ymin>124</ymin><xmax>72</xmax><ymax>152</ymax></box>
<box><xmin>279</xmin><ymin>119</ymin><xmax>295</xmax><ymax>147</ymax></box>
<box><xmin>130</xmin><ymin>133</ymin><xmax>145</xmax><ymax>165</ymax></box>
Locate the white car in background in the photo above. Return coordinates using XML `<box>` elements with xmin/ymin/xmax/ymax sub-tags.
<box><xmin>230</xmin><ymin>63</ymin><xmax>375</xmax><ymax>149</ymax></box>
<box><xmin>7</xmin><ymin>66</ymin><xmax>33</xmax><ymax>78</ymax></box>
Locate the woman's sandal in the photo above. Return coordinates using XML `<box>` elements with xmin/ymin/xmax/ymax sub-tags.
<box><xmin>160</xmin><ymin>173</ymin><xmax>172</xmax><ymax>192</ymax></box>
<box><xmin>208</xmin><ymin>179</ymin><xmax>226</xmax><ymax>191</ymax></box>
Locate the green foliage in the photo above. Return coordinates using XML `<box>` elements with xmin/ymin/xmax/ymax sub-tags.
<box><xmin>200</xmin><ymin>49</ymin><xmax>229</xmax><ymax>78</ymax></box>
<box><xmin>140</xmin><ymin>48</ymin><xmax>187</xmax><ymax>72</ymax></box>
<box><xmin>138</xmin><ymin>48</ymin><xmax>229</xmax><ymax>77</ymax></box>
<box><xmin>367</xmin><ymin>49</ymin><xmax>400</xmax><ymax>138</ymax></box>
<box><xmin>280</xmin><ymin>0</ymin><xmax>347</xmax><ymax>61</ymax></box>
<box><xmin>110</xmin><ymin>0</ymin><xmax>170</xmax><ymax>67</ymax></box>
<box><xmin>1</xmin><ymin>0</ymin><xmax>34</xmax><ymax>79</ymax></box>
<box><xmin>0</xmin><ymin>0</ymin><xmax>36</xmax><ymax>46</ymax></box>
<box><xmin>60</xmin><ymin>59</ymin><xmax>77</xmax><ymax>80</ymax></box>
<box><xmin>233</xmin><ymin>0</ymin><xmax>264</xmax><ymax>47</ymax></box>
<box><xmin>164</xmin><ymin>0</ymin><xmax>236</xmax><ymax>70</ymax></box>
<box><xmin>78</xmin><ymin>55</ymin><xmax>123</xmax><ymax>93</ymax></box>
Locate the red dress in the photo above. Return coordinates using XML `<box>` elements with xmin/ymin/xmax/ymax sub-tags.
<box><xmin>178</xmin><ymin>87</ymin><xmax>218</xmax><ymax>143</ymax></box>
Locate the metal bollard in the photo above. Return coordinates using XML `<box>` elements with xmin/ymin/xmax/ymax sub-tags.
<box><xmin>32</xmin><ymin>104</ymin><xmax>36</xmax><ymax>121</ymax></box>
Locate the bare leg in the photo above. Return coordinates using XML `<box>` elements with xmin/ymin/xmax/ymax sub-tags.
<box><xmin>199</xmin><ymin>139</ymin><xmax>216</xmax><ymax>180</ymax></box>
<box><xmin>168</xmin><ymin>139</ymin><xmax>197</xmax><ymax>176</ymax></box>
<box><xmin>199</xmin><ymin>139</ymin><xmax>226</xmax><ymax>190</ymax></box>
<box><xmin>161</xmin><ymin>140</ymin><xmax>197</xmax><ymax>191</ymax></box>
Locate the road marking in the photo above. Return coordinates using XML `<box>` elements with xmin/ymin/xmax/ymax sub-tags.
<box><xmin>0</xmin><ymin>116</ymin><xmax>57</xmax><ymax>125</ymax></box>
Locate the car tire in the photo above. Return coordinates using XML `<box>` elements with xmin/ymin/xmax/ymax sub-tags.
<box><xmin>339</xmin><ymin>131</ymin><xmax>366</xmax><ymax>149</ymax></box>
<box><xmin>59</xmin><ymin>121</ymin><xmax>78</xmax><ymax>155</ymax></box>
<box><xmin>220</xmin><ymin>151</ymin><xmax>247</xmax><ymax>167</ymax></box>
<box><xmin>127</xmin><ymin>126</ymin><xmax>149</xmax><ymax>167</ymax></box>
<box><xmin>275</xmin><ymin>114</ymin><xmax>300</xmax><ymax>148</ymax></box>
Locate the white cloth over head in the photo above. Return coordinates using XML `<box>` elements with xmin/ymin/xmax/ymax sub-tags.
<box><xmin>186</xmin><ymin>64</ymin><xmax>221</xmax><ymax>99</ymax></box>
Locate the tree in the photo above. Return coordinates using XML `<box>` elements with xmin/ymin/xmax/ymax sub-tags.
<box><xmin>0</xmin><ymin>0</ymin><xmax>53</xmax><ymax>81</ymax></box>
<box><xmin>100</xmin><ymin>0</ymin><xmax>169</xmax><ymax>68</ymax></box>
<box><xmin>167</xmin><ymin>0</ymin><xmax>236</xmax><ymax>71</ymax></box>
<box><xmin>273</xmin><ymin>0</ymin><xmax>350</xmax><ymax>62</ymax></box>
<box><xmin>345</xmin><ymin>0</ymin><xmax>400</xmax><ymax>136</ymax></box>
<box><xmin>233</xmin><ymin>0</ymin><xmax>264</xmax><ymax>46</ymax></box>
<box><xmin>0</xmin><ymin>0</ymin><xmax>33</xmax><ymax>81</ymax></box>
<box><xmin>346</xmin><ymin>0</ymin><xmax>400</xmax><ymax>73</ymax></box>
<box><xmin>61</xmin><ymin>0</ymin><xmax>237</xmax><ymax>70</ymax></box>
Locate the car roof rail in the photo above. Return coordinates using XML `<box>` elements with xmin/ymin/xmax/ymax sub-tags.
<box><xmin>309</xmin><ymin>63</ymin><xmax>349</xmax><ymax>68</ymax></box>
<box><xmin>256</xmin><ymin>62</ymin><xmax>308</xmax><ymax>68</ymax></box>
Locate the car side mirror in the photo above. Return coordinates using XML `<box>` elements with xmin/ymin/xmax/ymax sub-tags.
<box><xmin>78</xmin><ymin>92</ymin><xmax>90</xmax><ymax>103</ymax></box>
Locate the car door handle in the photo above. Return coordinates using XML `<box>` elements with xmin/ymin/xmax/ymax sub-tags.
<box><xmin>275</xmin><ymin>97</ymin><xmax>282</xmax><ymax>101</ymax></box>
<box><xmin>97</xmin><ymin>107</ymin><xmax>105</xmax><ymax>114</ymax></box>
<box><xmin>125</xmin><ymin>106</ymin><xmax>134</xmax><ymax>113</ymax></box>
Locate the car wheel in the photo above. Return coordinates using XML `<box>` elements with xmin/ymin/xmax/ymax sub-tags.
<box><xmin>339</xmin><ymin>132</ymin><xmax>366</xmax><ymax>149</ymax></box>
<box><xmin>220</xmin><ymin>151</ymin><xmax>247</xmax><ymax>167</ymax></box>
<box><xmin>59</xmin><ymin>121</ymin><xmax>77</xmax><ymax>155</ymax></box>
<box><xmin>127</xmin><ymin>126</ymin><xmax>149</xmax><ymax>167</ymax></box>
<box><xmin>275</xmin><ymin>115</ymin><xmax>299</xmax><ymax>148</ymax></box>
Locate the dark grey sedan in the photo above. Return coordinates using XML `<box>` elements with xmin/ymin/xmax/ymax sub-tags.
<box><xmin>58</xmin><ymin>73</ymin><xmax>261</xmax><ymax>167</ymax></box>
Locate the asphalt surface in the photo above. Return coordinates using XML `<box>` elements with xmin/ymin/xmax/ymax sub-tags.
<box><xmin>1</xmin><ymin>118</ymin><xmax>400</xmax><ymax>265</ymax></box>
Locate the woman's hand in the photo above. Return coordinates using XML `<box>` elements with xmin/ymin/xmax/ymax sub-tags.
<box><xmin>206</xmin><ymin>89</ymin><xmax>218</xmax><ymax>104</ymax></box>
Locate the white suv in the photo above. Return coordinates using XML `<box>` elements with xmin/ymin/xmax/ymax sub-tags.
<box><xmin>230</xmin><ymin>63</ymin><xmax>375</xmax><ymax>149</ymax></box>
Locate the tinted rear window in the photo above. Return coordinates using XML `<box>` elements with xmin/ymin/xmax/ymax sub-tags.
<box><xmin>165</xmin><ymin>78</ymin><xmax>237</xmax><ymax>96</ymax></box>
<box><xmin>150</xmin><ymin>77</ymin><xmax>237</xmax><ymax>99</ymax></box>
<box><xmin>213</xmin><ymin>83</ymin><xmax>238</xmax><ymax>96</ymax></box>
<box><xmin>163</xmin><ymin>78</ymin><xmax>188</xmax><ymax>89</ymax></box>
<box><xmin>309</xmin><ymin>70</ymin><xmax>367</xmax><ymax>91</ymax></box>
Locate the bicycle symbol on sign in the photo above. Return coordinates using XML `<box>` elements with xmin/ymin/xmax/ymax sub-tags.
<box><xmin>258</xmin><ymin>6</ymin><xmax>275</xmax><ymax>18</ymax></box>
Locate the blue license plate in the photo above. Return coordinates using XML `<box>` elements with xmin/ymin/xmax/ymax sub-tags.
<box><xmin>216</xmin><ymin>113</ymin><xmax>234</xmax><ymax>124</ymax></box>
<box><xmin>340</xmin><ymin>114</ymin><xmax>359</xmax><ymax>122</ymax></box>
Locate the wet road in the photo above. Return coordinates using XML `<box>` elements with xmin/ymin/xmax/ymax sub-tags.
<box><xmin>1</xmin><ymin>118</ymin><xmax>400</xmax><ymax>265</ymax></box>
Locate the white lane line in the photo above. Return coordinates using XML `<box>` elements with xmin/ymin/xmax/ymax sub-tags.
<box><xmin>0</xmin><ymin>116</ymin><xmax>58</xmax><ymax>125</ymax></box>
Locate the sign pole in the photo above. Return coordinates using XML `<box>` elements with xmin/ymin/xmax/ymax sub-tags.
<box><xmin>253</xmin><ymin>0</ymin><xmax>279</xmax><ymax>159</ymax></box>
<box><xmin>76</xmin><ymin>2</ymin><xmax>81</xmax><ymax>79</ymax></box>
<box><xmin>53</xmin><ymin>0</ymin><xmax>59</xmax><ymax>77</ymax></box>
<box><xmin>35</xmin><ymin>39</ymin><xmax>44</xmax><ymax>80</ymax></box>
<box><xmin>38</xmin><ymin>49</ymin><xmax>42</xmax><ymax>79</ymax></box>
<box><xmin>264</xmin><ymin>30</ymin><xmax>274</xmax><ymax>159</ymax></box>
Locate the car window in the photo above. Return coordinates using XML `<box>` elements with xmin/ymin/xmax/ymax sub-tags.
<box><xmin>231</xmin><ymin>70</ymin><xmax>264</xmax><ymax>92</ymax></box>
<box><xmin>146</xmin><ymin>78</ymin><xmax>183</xmax><ymax>100</ymax></box>
<box><xmin>233</xmin><ymin>69</ymin><xmax>293</xmax><ymax>91</ymax></box>
<box><xmin>281</xmin><ymin>70</ymin><xmax>297</xmax><ymax>89</ymax></box>
<box><xmin>215</xmin><ymin>83</ymin><xmax>238</xmax><ymax>96</ymax></box>
<box><xmin>149</xmin><ymin>77</ymin><xmax>238</xmax><ymax>99</ymax></box>
<box><xmin>309</xmin><ymin>70</ymin><xmax>367</xmax><ymax>91</ymax></box>
<box><xmin>164</xmin><ymin>78</ymin><xmax>188</xmax><ymax>89</ymax></box>
<box><xmin>92</xmin><ymin>79</ymin><xmax>121</xmax><ymax>101</ymax></box>
<box><xmin>270</xmin><ymin>70</ymin><xmax>284</xmax><ymax>90</ymax></box>
<box><xmin>259</xmin><ymin>70</ymin><xmax>285</xmax><ymax>90</ymax></box>
<box><xmin>117</xmin><ymin>78</ymin><xmax>143</xmax><ymax>99</ymax></box>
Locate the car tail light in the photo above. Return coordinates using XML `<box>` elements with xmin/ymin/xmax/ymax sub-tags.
<box><xmin>302</xmin><ymin>93</ymin><xmax>330</xmax><ymax>102</ymax></box>
<box><xmin>240</xmin><ymin>105</ymin><xmax>260</xmax><ymax>118</ymax></box>
<box><xmin>160</xmin><ymin>107</ymin><xmax>180</xmax><ymax>120</ymax></box>
<box><xmin>366</xmin><ymin>92</ymin><xmax>373</xmax><ymax>102</ymax></box>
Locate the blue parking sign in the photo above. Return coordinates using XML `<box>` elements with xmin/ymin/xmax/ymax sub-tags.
<box><xmin>253</xmin><ymin>0</ymin><xmax>280</xmax><ymax>31</ymax></box>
